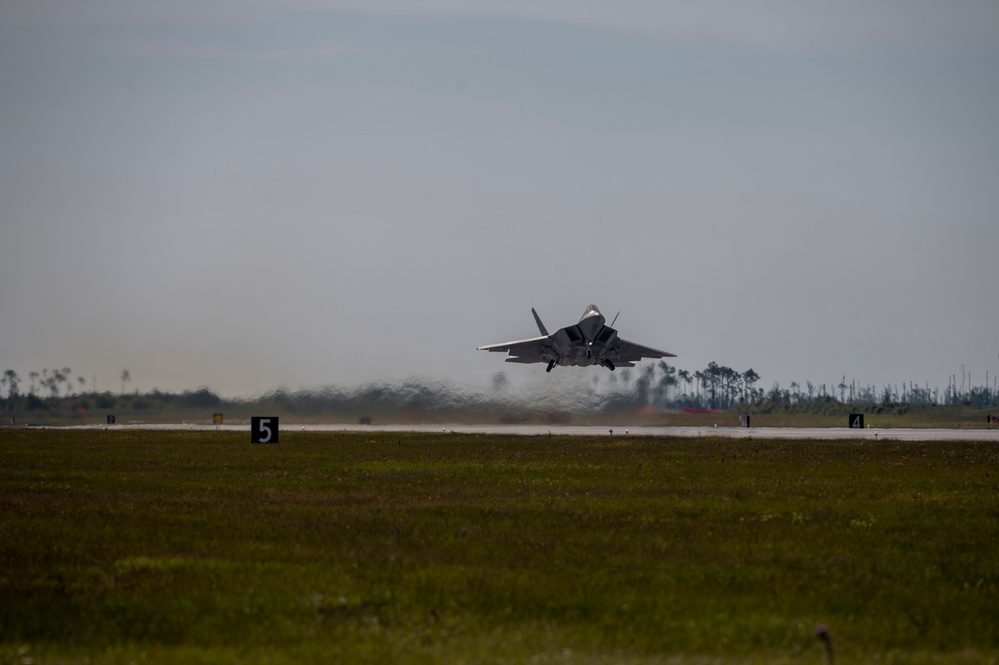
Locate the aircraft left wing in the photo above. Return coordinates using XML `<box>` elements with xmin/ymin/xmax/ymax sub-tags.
<box><xmin>611</xmin><ymin>338</ymin><xmax>677</xmax><ymax>366</ymax></box>
<box><xmin>477</xmin><ymin>336</ymin><xmax>550</xmax><ymax>363</ymax></box>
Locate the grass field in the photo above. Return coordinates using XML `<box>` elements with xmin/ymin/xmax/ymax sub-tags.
<box><xmin>1</xmin><ymin>429</ymin><xmax>997</xmax><ymax>664</ymax></box>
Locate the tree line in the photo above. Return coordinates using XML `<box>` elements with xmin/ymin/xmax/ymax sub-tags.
<box><xmin>0</xmin><ymin>367</ymin><xmax>135</xmax><ymax>400</ymax></box>
<box><xmin>2</xmin><ymin>362</ymin><xmax>997</xmax><ymax>420</ymax></box>
<box><xmin>588</xmin><ymin>361</ymin><xmax>998</xmax><ymax>411</ymax></box>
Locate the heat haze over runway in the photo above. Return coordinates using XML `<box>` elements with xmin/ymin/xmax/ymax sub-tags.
<box><xmin>50</xmin><ymin>423</ymin><xmax>999</xmax><ymax>442</ymax></box>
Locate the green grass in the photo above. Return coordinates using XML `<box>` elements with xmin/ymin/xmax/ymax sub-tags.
<box><xmin>1</xmin><ymin>429</ymin><xmax>997</xmax><ymax>664</ymax></box>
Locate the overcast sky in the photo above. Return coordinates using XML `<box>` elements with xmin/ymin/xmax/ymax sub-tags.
<box><xmin>2</xmin><ymin>1</ymin><xmax>997</xmax><ymax>397</ymax></box>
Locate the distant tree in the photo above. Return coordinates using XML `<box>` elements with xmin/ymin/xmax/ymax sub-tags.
<box><xmin>121</xmin><ymin>369</ymin><xmax>131</xmax><ymax>395</ymax></box>
<box><xmin>43</xmin><ymin>368</ymin><xmax>65</xmax><ymax>398</ymax></box>
<box><xmin>705</xmin><ymin>362</ymin><xmax>722</xmax><ymax>408</ymax></box>
<box><xmin>635</xmin><ymin>363</ymin><xmax>655</xmax><ymax>405</ymax></box>
<box><xmin>720</xmin><ymin>365</ymin><xmax>740</xmax><ymax>408</ymax></box>
<box><xmin>655</xmin><ymin>361</ymin><xmax>678</xmax><ymax>406</ymax></box>
<box><xmin>693</xmin><ymin>370</ymin><xmax>704</xmax><ymax>402</ymax></box>
<box><xmin>78</xmin><ymin>376</ymin><xmax>86</xmax><ymax>393</ymax></box>
<box><xmin>47</xmin><ymin>367</ymin><xmax>72</xmax><ymax>397</ymax></box>
<box><xmin>28</xmin><ymin>371</ymin><xmax>39</xmax><ymax>395</ymax></box>
<box><xmin>181</xmin><ymin>388</ymin><xmax>222</xmax><ymax>409</ymax></box>
<box><xmin>491</xmin><ymin>371</ymin><xmax>509</xmax><ymax>393</ymax></box>
<box><xmin>742</xmin><ymin>369</ymin><xmax>760</xmax><ymax>403</ymax></box>
<box><xmin>678</xmin><ymin>369</ymin><xmax>692</xmax><ymax>398</ymax></box>
<box><xmin>766</xmin><ymin>382</ymin><xmax>783</xmax><ymax>406</ymax></box>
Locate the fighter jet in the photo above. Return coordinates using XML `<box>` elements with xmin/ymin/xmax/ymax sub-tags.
<box><xmin>478</xmin><ymin>304</ymin><xmax>676</xmax><ymax>372</ymax></box>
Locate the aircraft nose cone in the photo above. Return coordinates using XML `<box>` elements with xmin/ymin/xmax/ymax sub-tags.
<box><xmin>579</xmin><ymin>315</ymin><xmax>603</xmax><ymax>339</ymax></box>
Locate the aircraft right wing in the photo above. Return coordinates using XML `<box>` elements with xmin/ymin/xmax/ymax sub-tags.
<box><xmin>477</xmin><ymin>336</ymin><xmax>550</xmax><ymax>364</ymax></box>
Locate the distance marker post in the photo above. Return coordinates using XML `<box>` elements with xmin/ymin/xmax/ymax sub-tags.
<box><xmin>251</xmin><ymin>417</ymin><xmax>279</xmax><ymax>444</ymax></box>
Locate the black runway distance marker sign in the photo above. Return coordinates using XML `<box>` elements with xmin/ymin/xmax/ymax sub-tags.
<box><xmin>251</xmin><ymin>417</ymin><xmax>279</xmax><ymax>444</ymax></box>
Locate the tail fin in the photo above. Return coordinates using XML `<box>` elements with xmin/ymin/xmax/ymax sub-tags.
<box><xmin>531</xmin><ymin>308</ymin><xmax>550</xmax><ymax>336</ymax></box>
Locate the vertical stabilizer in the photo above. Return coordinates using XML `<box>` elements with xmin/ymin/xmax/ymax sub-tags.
<box><xmin>531</xmin><ymin>308</ymin><xmax>550</xmax><ymax>336</ymax></box>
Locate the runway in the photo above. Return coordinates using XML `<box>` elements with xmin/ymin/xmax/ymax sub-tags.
<box><xmin>51</xmin><ymin>422</ymin><xmax>999</xmax><ymax>441</ymax></box>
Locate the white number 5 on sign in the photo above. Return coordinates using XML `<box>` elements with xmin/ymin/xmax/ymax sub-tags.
<box><xmin>251</xmin><ymin>416</ymin><xmax>279</xmax><ymax>444</ymax></box>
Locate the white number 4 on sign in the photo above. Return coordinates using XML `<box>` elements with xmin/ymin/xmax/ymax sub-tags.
<box><xmin>251</xmin><ymin>417</ymin><xmax>279</xmax><ymax>444</ymax></box>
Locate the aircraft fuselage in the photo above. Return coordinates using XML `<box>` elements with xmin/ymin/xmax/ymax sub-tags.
<box><xmin>541</xmin><ymin>305</ymin><xmax>619</xmax><ymax>369</ymax></box>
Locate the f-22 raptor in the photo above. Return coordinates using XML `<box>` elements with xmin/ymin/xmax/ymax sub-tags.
<box><xmin>478</xmin><ymin>304</ymin><xmax>675</xmax><ymax>372</ymax></box>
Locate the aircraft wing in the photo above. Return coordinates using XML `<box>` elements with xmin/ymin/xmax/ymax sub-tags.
<box><xmin>613</xmin><ymin>338</ymin><xmax>677</xmax><ymax>366</ymax></box>
<box><xmin>477</xmin><ymin>336</ymin><xmax>550</xmax><ymax>364</ymax></box>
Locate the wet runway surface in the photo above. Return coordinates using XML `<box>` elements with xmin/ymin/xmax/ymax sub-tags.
<box><xmin>50</xmin><ymin>423</ymin><xmax>999</xmax><ymax>441</ymax></box>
